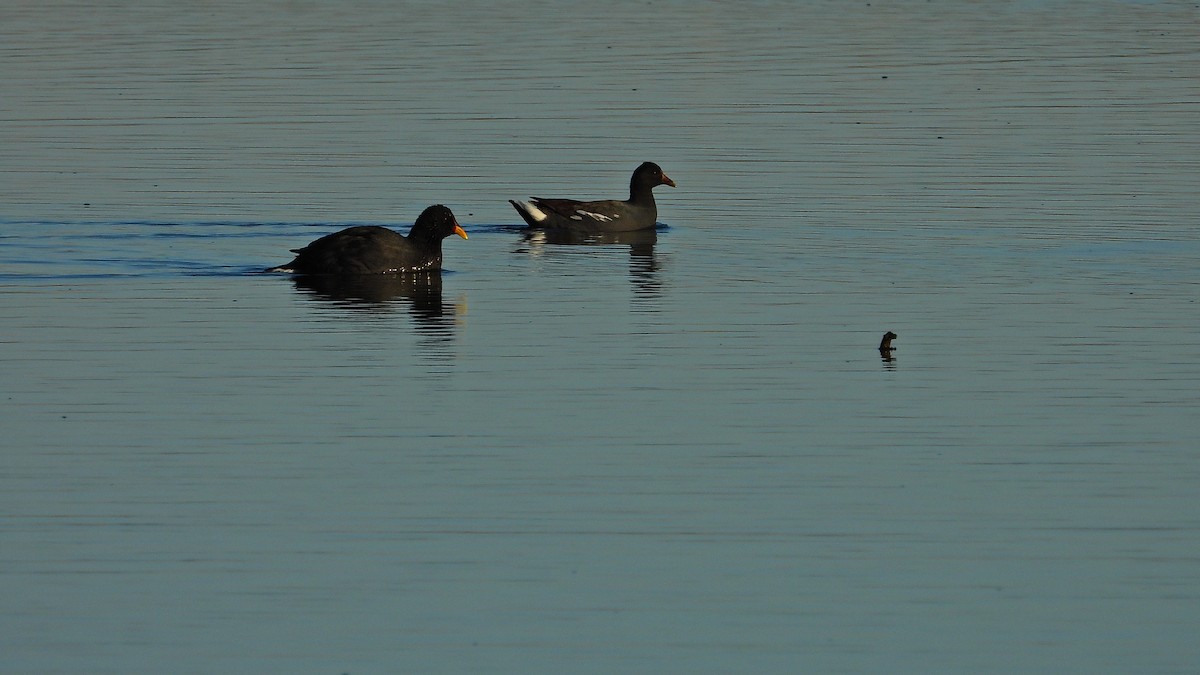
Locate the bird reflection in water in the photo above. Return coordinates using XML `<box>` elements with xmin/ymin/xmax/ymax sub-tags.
<box><xmin>520</xmin><ymin>227</ymin><xmax>663</xmax><ymax>303</ymax></box>
<box><xmin>290</xmin><ymin>272</ymin><xmax>459</xmax><ymax>346</ymax></box>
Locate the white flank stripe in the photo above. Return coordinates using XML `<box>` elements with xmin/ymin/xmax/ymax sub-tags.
<box><xmin>577</xmin><ymin>210</ymin><xmax>613</xmax><ymax>222</ymax></box>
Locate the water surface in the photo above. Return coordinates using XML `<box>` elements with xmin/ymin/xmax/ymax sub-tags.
<box><xmin>3</xmin><ymin>1</ymin><xmax>1199</xmax><ymax>672</ymax></box>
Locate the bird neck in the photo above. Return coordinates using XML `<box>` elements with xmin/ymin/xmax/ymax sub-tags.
<box><xmin>629</xmin><ymin>179</ymin><xmax>657</xmax><ymax>206</ymax></box>
<box><xmin>407</xmin><ymin>225</ymin><xmax>441</xmax><ymax>247</ymax></box>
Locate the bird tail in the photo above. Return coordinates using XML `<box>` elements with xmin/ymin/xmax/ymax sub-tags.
<box><xmin>509</xmin><ymin>199</ymin><xmax>548</xmax><ymax>226</ymax></box>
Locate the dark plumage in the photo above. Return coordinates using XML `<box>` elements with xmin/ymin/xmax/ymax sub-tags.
<box><xmin>509</xmin><ymin>161</ymin><xmax>676</xmax><ymax>232</ymax></box>
<box><xmin>879</xmin><ymin>331</ymin><xmax>898</xmax><ymax>352</ymax></box>
<box><xmin>267</xmin><ymin>205</ymin><xmax>467</xmax><ymax>275</ymax></box>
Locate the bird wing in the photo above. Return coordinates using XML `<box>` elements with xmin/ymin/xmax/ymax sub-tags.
<box><xmin>532</xmin><ymin>198</ymin><xmax>623</xmax><ymax>225</ymax></box>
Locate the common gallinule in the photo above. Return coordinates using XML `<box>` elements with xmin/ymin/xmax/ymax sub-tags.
<box><xmin>509</xmin><ymin>162</ymin><xmax>675</xmax><ymax>232</ymax></box>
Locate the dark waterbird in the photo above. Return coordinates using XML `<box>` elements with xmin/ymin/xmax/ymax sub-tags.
<box><xmin>879</xmin><ymin>331</ymin><xmax>898</xmax><ymax>365</ymax></box>
<box><xmin>509</xmin><ymin>161</ymin><xmax>675</xmax><ymax>232</ymax></box>
<box><xmin>267</xmin><ymin>205</ymin><xmax>467</xmax><ymax>275</ymax></box>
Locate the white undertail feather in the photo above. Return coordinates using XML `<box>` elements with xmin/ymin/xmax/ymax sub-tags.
<box><xmin>516</xmin><ymin>200</ymin><xmax>548</xmax><ymax>222</ymax></box>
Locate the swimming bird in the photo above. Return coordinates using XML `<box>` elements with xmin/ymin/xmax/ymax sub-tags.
<box><xmin>267</xmin><ymin>205</ymin><xmax>467</xmax><ymax>275</ymax></box>
<box><xmin>879</xmin><ymin>331</ymin><xmax>898</xmax><ymax>352</ymax></box>
<box><xmin>509</xmin><ymin>161</ymin><xmax>676</xmax><ymax>232</ymax></box>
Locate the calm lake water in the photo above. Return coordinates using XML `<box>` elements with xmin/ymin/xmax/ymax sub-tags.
<box><xmin>3</xmin><ymin>0</ymin><xmax>1199</xmax><ymax>672</ymax></box>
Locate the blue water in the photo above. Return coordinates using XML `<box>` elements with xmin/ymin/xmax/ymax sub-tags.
<box><xmin>3</xmin><ymin>1</ymin><xmax>1199</xmax><ymax>672</ymax></box>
